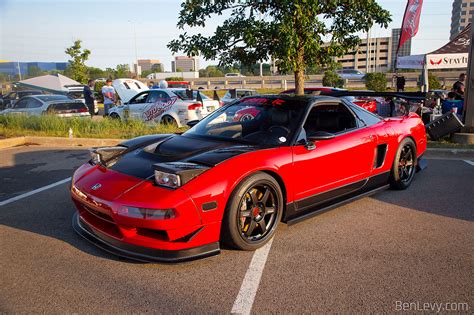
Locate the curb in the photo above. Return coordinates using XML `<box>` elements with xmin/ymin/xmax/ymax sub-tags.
<box><xmin>0</xmin><ymin>137</ymin><xmax>26</xmax><ymax>149</ymax></box>
<box><xmin>0</xmin><ymin>136</ymin><xmax>121</xmax><ymax>149</ymax></box>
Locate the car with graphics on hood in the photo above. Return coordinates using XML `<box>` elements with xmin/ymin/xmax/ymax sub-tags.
<box><xmin>108</xmin><ymin>88</ymin><xmax>219</xmax><ymax>127</ymax></box>
<box><xmin>0</xmin><ymin>94</ymin><xmax>90</xmax><ymax>118</ymax></box>
<box><xmin>71</xmin><ymin>94</ymin><xmax>427</xmax><ymax>262</ymax></box>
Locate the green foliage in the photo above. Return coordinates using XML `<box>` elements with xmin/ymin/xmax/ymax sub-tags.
<box><xmin>365</xmin><ymin>73</ymin><xmax>387</xmax><ymax>92</ymax></box>
<box><xmin>88</xmin><ymin>67</ymin><xmax>106</xmax><ymax>80</ymax></box>
<box><xmin>151</xmin><ymin>64</ymin><xmax>163</xmax><ymax>73</ymax></box>
<box><xmin>322</xmin><ymin>71</ymin><xmax>344</xmax><ymax>88</ymax></box>
<box><xmin>165</xmin><ymin>77</ymin><xmax>185</xmax><ymax>81</ymax></box>
<box><xmin>0</xmin><ymin>114</ymin><xmax>183</xmax><ymax>139</ymax></box>
<box><xmin>169</xmin><ymin>1</ymin><xmax>391</xmax><ymax>94</ymax></box>
<box><xmin>27</xmin><ymin>65</ymin><xmax>44</xmax><ymax>78</ymax></box>
<box><xmin>429</xmin><ymin>72</ymin><xmax>442</xmax><ymax>90</ymax></box>
<box><xmin>175</xmin><ymin>67</ymin><xmax>184</xmax><ymax>72</ymax></box>
<box><xmin>64</xmin><ymin>40</ymin><xmax>91</xmax><ymax>83</ymax></box>
<box><xmin>115</xmin><ymin>64</ymin><xmax>133</xmax><ymax>78</ymax></box>
<box><xmin>94</xmin><ymin>81</ymin><xmax>106</xmax><ymax>102</ymax></box>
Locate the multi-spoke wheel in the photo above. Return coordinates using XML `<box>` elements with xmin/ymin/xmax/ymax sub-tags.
<box><xmin>390</xmin><ymin>138</ymin><xmax>417</xmax><ymax>190</ymax></box>
<box><xmin>221</xmin><ymin>172</ymin><xmax>283</xmax><ymax>250</ymax></box>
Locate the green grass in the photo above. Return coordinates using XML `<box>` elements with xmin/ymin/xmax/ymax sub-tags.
<box><xmin>0</xmin><ymin>115</ymin><xmax>184</xmax><ymax>139</ymax></box>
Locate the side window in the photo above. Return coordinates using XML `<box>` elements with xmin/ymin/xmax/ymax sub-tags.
<box><xmin>147</xmin><ymin>91</ymin><xmax>170</xmax><ymax>103</ymax></box>
<box><xmin>26</xmin><ymin>99</ymin><xmax>43</xmax><ymax>108</ymax></box>
<box><xmin>349</xmin><ymin>104</ymin><xmax>382</xmax><ymax>127</ymax></box>
<box><xmin>130</xmin><ymin>92</ymin><xmax>149</xmax><ymax>104</ymax></box>
<box><xmin>14</xmin><ymin>98</ymin><xmax>29</xmax><ymax>108</ymax></box>
<box><xmin>303</xmin><ymin>103</ymin><xmax>357</xmax><ymax>135</ymax></box>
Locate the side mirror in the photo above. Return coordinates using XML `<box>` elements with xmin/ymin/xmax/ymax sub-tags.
<box><xmin>187</xmin><ymin>120</ymin><xmax>199</xmax><ymax>127</ymax></box>
<box><xmin>307</xmin><ymin>131</ymin><xmax>336</xmax><ymax>141</ymax></box>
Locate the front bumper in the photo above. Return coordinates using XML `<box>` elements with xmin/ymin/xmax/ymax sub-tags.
<box><xmin>73</xmin><ymin>212</ymin><xmax>220</xmax><ymax>263</ymax></box>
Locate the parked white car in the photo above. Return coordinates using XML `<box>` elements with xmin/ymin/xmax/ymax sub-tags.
<box><xmin>108</xmin><ymin>88</ymin><xmax>219</xmax><ymax>127</ymax></box>
<box><xmin>0</xmin><ymin>95</ymin><xmax>90</xmax><ymax>118</ymax></box>
<box><xmin>112</xmin><ymin>78</ymin><xmax>149</xmax><ymax>104</ymax></box>
<box><xmin>224</xmin><ymin>73</ymin><xmax>245</xmax><ymax>78</ymax></box>
<box><xmin>66</xmin><ymin>86</ymin><xmax>99</xmax><ymax>114</ymax></box>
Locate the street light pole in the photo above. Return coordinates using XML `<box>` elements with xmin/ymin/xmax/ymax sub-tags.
<box><xmin>128</xmin><ymin>20</ymin><xmax>139</xmax><ymax>77</ymax></box>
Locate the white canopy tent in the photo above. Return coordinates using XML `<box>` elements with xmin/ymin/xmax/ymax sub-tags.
<box><xmin>15</xmin><ymin>73</ymin><xmax>83</xmax><ymax>93</ymax></box>
<box><xmin>397</xmin><ymin>24</ymin><xmax>471</xmax><ymax>90</ymax></box>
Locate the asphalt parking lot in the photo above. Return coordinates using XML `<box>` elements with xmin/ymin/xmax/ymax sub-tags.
<box><xmin>0</xmin><ymin>145</ymin><xmax>473</xmax><ymax>313</ymax></box>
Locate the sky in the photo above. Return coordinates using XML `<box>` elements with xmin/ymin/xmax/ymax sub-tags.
<box><xmin>0</xmin><ymin>0</ymin><xmax>453</xmax><ymax>71</ymax></box>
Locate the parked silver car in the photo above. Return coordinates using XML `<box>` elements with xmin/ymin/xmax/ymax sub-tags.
<box><xmin>336</xmin><ymin>69</ymin><xmax>366</xmax><ymax>80</ymax></box>
<box><xmin>0</xmin><ymin>95</ymin><xmax>90</xmax><ymax>118</ymax></box>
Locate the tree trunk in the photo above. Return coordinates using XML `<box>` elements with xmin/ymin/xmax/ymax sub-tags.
<box><xmin>294</xmin><ymin>70</ymin><xmax>305</xmax><ymax>95</ymax></box>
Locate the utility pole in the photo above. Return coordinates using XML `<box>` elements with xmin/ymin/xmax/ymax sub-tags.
<box><xmin>17</xmin><ymin>61</ymin><xmax>22</xmax><ymax>81</ymax></box>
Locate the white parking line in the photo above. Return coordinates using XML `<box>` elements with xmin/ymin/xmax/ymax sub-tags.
<box><xmin>463</xmin><ymin>160</ymin><xmax>474</xmax><ymax>166</ymax></box>
<box><xmin>231</xmin><ymin>237</ymin><xmax>274</xmax><ymax>315</ymax></box>
<box><xmin>0</xmin><ymin>177</ymin><xmax>71</xmax><ymax>207</ymax></box>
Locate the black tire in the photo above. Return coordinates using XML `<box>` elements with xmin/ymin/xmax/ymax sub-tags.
<box><xmin>109</xmin><ymin>113</ymin><xmax>120</xmax><ymax>120</ymax></box>
<box><xmin>161</xmin><ymin>115</ymin><xmax>177</xmax><ymax>126</ymax></box>
<box><xmin>221</xmin><ymin>172</ymin><xmax>283</xmax><ymax>250</ymax></box>
<box><xmin>390</xmin><ymin>138</ymin><xmax>417</xmax><ymax>190</ymax></box>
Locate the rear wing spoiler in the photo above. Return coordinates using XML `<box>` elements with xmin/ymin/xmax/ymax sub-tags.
<box><xmin>318</xmin><ymin>91</ymin><xmax>427</xmax><ymax>101</ymax></box>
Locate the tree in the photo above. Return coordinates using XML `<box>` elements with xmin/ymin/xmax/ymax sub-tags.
<box><xmin>27</xmin><ymin>65</ymin><xmax>44</xmax><ymax>78</ymax></box>
<box><xmin>65</xmin><ymin>40</ymin><xmax>91</xmax><ymax>83</ymax></box>
<box><xmin>176</xmin><ymin>67</ymin><xmax>183</xmax><ymax>72</ymax></box>
<box><xmin>322</xmin><ymin>71</ymin><xmax>344</xmax><ymax>88</ymax></box>
<box><xmin>365</xmin><ymin>73</ymin><xmax>387</xmax><ymax>92</ymax></box>
<box><xmin>88</xmin><ymin>67</ymin><xmax>106</xmax><ymax>80</ymax></box>
<box><xmin>168</xmin><ymin>1</ymin><xmax>391</xmax><ymax>95</ymax></box>
<box><xmin>151</xmin><ymin>63</ymin><xmax>163</xmax><ymax>73</ymax></box>
<box><xmin>115</xmin><ymin>64</ymin><xmax>132</xmax><ymax>78</ymax></box>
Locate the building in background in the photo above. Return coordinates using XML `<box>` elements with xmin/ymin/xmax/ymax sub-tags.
<box><xmin>391</xmin><ymin>28</ymin><xmax>412</xmax><ymax>71</ymax></box>
<box><xmin>450</xmin><ymin>0</ymin><xmax>473</xmax><ymax>40</ymax></box>
<box><xmin>0</xmin><ymin>61</ymin><xmax>67</xmax><ymax>77</ymax></box>
<box><xmin>335</xmin><ymin>36</ymin><xmax>392</xmax><ymax>72</ymax></box>
<box><xmin>172</xmin><ymin>56</ymin><xmax>200</xmax><ymax>72</ymax></box>
<box><xmin>135</xmin><ymin>59</ymin><xmax>164</xmax><ymax>73</ymax></box>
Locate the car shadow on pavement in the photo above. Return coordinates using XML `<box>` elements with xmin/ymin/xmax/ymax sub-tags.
<box><xmin>0</xmin><ymin>148</ymin><xmax>140</xmax><ymax>263</ymax></box>
<box><xmin>372</xmin><ymin>159</ymin><xmax>473</xmax><ymax>222</ymax></box>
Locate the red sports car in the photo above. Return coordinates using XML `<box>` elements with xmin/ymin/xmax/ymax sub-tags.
<box><xmin>71</xmin><ymin>95</ymin><xmax>427</xmax><ymax>262</ymax></box>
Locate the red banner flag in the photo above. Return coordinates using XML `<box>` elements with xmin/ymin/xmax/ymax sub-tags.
<box><xmin>398</xmin><ymin>0</ymin><xmax>423</xmax><ymax>54</ymax></box>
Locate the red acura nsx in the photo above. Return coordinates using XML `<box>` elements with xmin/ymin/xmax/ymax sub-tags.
<box><xmin>71</xmin><ymin>95</ymin><xmax>427</xmax><ymax>262</ymax></box>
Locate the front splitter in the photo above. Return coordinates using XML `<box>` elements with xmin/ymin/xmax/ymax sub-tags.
<box><xmin>72</xmin><ymin>212</ymin><xmax>220</xmax><ymax>263</ymax></box>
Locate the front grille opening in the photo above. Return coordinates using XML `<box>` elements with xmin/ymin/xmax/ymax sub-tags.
<box><xmin>75</xmin><ymin>201</ymin><xmax>122</xmax><ymax>239</ymax></box>
<box><xmin>136</xmin><ymin>228</ymin><xmax>169</xmax><ymax>241</ymax></box>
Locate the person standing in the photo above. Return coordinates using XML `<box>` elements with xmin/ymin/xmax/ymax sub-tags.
<box><xmin>396</xmin><ymin>75</ymin><xmax>406</xmax><ymax>92</ymax></box>
<box><xmin>101</xmin><ymin>79</ymin><xmax>116</xmax><ymax>117</ymax></box>
<box><xmin>453</xmin><ymin>73</ymin><xmax>465</xmax><ymax>100</ymax></box>
<box><xmin>84</xmin><ymin>79</ymin><xmax>95</xmax><ymax>116</ymax></box>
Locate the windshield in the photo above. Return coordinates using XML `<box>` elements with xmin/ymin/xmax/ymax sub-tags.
<box><xmin>184</xmin><ymin>97</ymin><xmax>308</xmax><ymax>145</ymax></box>
<box><xmin>171</xmin><ymin>89</ymin><xmax>209</xmax><ymax>100</ymax></box>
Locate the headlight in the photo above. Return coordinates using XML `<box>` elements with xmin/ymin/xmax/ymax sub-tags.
<box><xmin>154</xmin><ymin>170</ymin><xmax>181</xmax><ymax>189</ymax></box>
<box><xmin>90</xmin><ymin>146</ymin><xmax>127</xmax><ymax>166</ymax></box>
<box><xmin>118</xmin><ymin>206</ymin><xmax>176</xmax><ymax>220</ymax></box>
<box><xmin>153</xmin><ymin>162</ymin><xmax>210</xmax><ymax>189</ymax></box>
